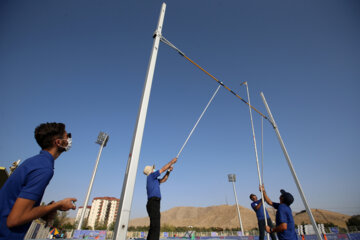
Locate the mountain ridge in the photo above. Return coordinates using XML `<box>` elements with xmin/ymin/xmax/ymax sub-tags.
<box><xmin>129</xmin><ymin>204</ymin><xmax>350</xmax><ymax>230</ymax></box>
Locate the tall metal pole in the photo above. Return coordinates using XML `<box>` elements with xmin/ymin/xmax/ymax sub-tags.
<box><xmin>260</xmin><ymin>92</ymin><xmax>323</xmax><ymax>240</ymax></box>
<box><xmin>113</xmin><ymin>3</ymin><xmax>166</xmax><ymax>240</ymax></box>
<box><xmin>243</xmin><ymin>82</ymin><xmax>269</xmax><ymax>240</ymax></box>
<box><xmin>232</xmin><ymin>181</ymin><xmax>244</xmax><ymax>234</ymax></box>
<box><xmin>77</xmin><ymin>132</ymin><xmax>109</xmax><ymax>230</ymax></box>
<box><xmin>228</xmin><ymin>174</ymin><xmax>244</xmax><ymax>235</ymax></box>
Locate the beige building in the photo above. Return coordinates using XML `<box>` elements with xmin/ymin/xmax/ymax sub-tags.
<box><xmin>87</xmin><ymin>197</ymin><xmax>120</xmax><ymax>229</ymax></box>
<box><xmin>75</xmin><ymin>206</ymin><xmax>91</xmax><ymax>223</ymax></box>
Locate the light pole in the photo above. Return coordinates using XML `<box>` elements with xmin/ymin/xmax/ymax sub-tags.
<box><xmin>228</xmin><ymin>174</ymin><xmax>244</xmax><ymax>235</ymax></box>
<box><xmin>77</xmin><ymin>132</ymin><xmax>109</xmax><ymax>230</ymax></box>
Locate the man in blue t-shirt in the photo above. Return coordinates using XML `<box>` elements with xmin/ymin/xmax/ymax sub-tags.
<box><xmin>261</xmin><ymin>186</ymin><xmax>297</xmax><ymax>240</ymax></box>
<box><xmin>0</xmin><ymin>122</ymin><xmax>77</xmax><ymax>239</ymax></box>
<box><xmin>250</xmin><ymin>193</ymin><xmax>276</xmax><ymax>240</ymax></box>
<box><xmin>143</xmin><ymin>157</ymin><xmax>177</xmax><ymax>240</ymax></box>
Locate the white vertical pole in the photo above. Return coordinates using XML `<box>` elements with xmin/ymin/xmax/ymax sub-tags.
<box><xmin>113</xmin><ymin>3</ymin><xmax>166</xmax><ymax>240</ymax></box>
<box><xmin>243</xmin><ymin>83</ymin><xmax>269</xmax><ymax>240</ymax></box>
<box><xmin>260</xmin><ymin>92</ymin><xmax>323</xmax><ymax>240</ymax></box>
<box><xmin>77</xmin><ymin>136</ymin><xmax>108</xmax><ymax>230</ymax></box>
<box><xmin>232</xmin><ymin>181</ymin><xmax>244</xmax><ymax>235</ymax></box>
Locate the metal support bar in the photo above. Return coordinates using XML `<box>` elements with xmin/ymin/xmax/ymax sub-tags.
<box><xmin>113</xmin><ymin>3</ymin><xmax>166</xmax><ymax>240</ymax></box>
<box><xmin>260</xmin><ymin>92</ymin><xmax>323</xmax><ymax>240</ymax></box>
<box><xmin>176</xmin><ymin>84</ymin><xmax>221</xmax><ymax>158</ymax></box>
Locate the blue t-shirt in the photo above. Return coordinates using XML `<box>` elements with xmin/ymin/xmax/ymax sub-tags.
<box><xmin>251</xmin><ymin>199</ymin><xmax>270</xmax><ymax>220</ymax></box>
<box><xmin>0</xmin><ymin>151</ymin><xmax>54</xmax><ymax>240</ymax></box>
<box><xmin>146</xmin><ymin>170</ymin><xmax>161</xmax><ymax>199</ymax></box>
<box><xmin>273</xmin><ymin>202</ymin><xmax>297</xmax><ymax>240</ymax></box>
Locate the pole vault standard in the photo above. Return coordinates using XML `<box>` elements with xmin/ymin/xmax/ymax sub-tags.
<box><xmin>260</xmin><ymin>92</ymin><xmax>323</xmax><ymax>240</ymax></box>
<box><xmin>113</xmin><ymin>3</ymin><xmax>166</xmax><ymax>240</ymax></box>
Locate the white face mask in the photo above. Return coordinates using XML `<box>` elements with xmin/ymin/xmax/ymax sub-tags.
<box><xmin>64</xmin><ymin>137</ymin><xmax>72</xmax><ymax>151</ymax></box>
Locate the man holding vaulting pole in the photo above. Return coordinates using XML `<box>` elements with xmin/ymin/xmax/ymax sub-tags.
<box><xmin>143</xmin><ymin>157</ymin><xmax>177</xmax><ymax>240</ymax></box>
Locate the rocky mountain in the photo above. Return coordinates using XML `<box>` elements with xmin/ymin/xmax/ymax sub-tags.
<box><xmin>129</xmin><ymin>205</ymin><xmax>350</xmax><ymax>230</ymax></box>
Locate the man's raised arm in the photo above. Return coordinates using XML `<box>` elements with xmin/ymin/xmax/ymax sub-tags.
<box><xmin>260</xmin><ymin>185</ymin><xmax>273</xmax><ymax>206</ymax></box>
<box><xmin>159</xmin><ymin>157</ymin><xmax>177</xmax><ymax>174</ymax></box>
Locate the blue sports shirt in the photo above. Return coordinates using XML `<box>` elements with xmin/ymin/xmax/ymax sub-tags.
<box><xmin>0</xmin><ymin>150</ymin><xmax>54</xmax><ymax>239</ymax></box>
<box><xmin>251</xmin><ymin>199</ymin><xmax>270</xmax><ymax>220</ymax></box>
<box><xmin>146</xmin><ymin>170</ymin><xmax>161</xmax><ymax>199</ymax></box>
<box><xmin>273</xmin><ymin>202</ymin><xmax>298</xmax><ymax>240</ymax></box>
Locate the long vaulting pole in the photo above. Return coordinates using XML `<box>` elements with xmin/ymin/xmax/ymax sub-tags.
<box><xmin>260</xmin><ymin>92</ymin><xmax>323</xmax><ymax>240</ymax></box>
<box><xmin>243</xmin><ymin>83</ymin><xmax>269</xmax><ymax>240</ymax></box>
<box><xmin>113</xmin><ymin>3</ymin><xmax>166</xmax><ymax>240</ymax></box>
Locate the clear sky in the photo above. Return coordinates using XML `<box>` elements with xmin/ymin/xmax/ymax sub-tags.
<box><xmin>1</xmin><ymin>0</ymin><xmax>359</xmax><ymax>221</ymax></box>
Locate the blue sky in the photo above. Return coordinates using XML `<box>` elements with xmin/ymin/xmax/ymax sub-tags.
<box><xmin>1</xmin><ymin>0</ymin><xmax>359</xmax><ymax>221</ymax></box>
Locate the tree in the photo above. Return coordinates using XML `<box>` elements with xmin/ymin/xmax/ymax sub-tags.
<box><xmin>108</xmin><ymin>222</ymin><xmax>115</xmax><ymax>231</ymax></box>
<box><xmin>75</xmin><ymin>217</ymin><xmax>90</xmax><ymax>230</ymax></box>
<box><xmin>52</xmin><ymin>211</ymin><xmax>68</xmax><ymax>228</ymax></box>
<box><xmin>94</xmin><ymin>220</ymin><xmax>107</xmax><ymax>230</ymax></box>
<box><xmin>347</xmin><ymin>215</ymin><xmax>360</xmax><ymax>227</ymax></box>
<box><xmin>62</xmin><ymin>222</ymin><xmax>75</xmax><ymax>230</ymax></box>
<box><xmin>324</xmin><ymin>222</ymin><xmax>336</xmax><ymax>228</ymax></box>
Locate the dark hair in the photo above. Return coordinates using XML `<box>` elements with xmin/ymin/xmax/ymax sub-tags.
<box><xmin>34</xmin><ymin>122</ymin><xmax>66</xmax><ymax>149</ymax></box>
<box><xmin>249</xmin><ymin>194</ymin><xmax>256</xmax><ymax>200</ymax></box>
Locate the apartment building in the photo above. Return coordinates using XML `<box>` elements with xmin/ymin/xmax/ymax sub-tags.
<box><xmin>75</xmin><ymin>206</ymin><xmax>91</xmax><ymax>223</ymax></box>
<box><xmin>87</xmin><ymin>197</ymin><xmax>120</xmax><ymax>229</ymax></box>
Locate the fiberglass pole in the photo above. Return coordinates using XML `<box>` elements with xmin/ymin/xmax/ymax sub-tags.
<box><xmin>260</xmin><ymin>92</ymin><xmax>323</xmax><ymax>240</ymax></box>
<box><xmin>113</xmin><ymin>3</ymin><xmax>166</xmax><ymax>240</ymax></box>
<box><xmin>243</xmin><ymin>82</ymin><xmax>269</xmax><ymax>240</ymax></box>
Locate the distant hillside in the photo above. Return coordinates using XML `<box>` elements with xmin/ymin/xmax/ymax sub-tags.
<box><xmin>129</xmin><ymin>205</ymin><xmax>350</xmax><ymax>230</ymax></box>
<box><xmin>294</xmin><ymin>209</ymin><xmax>350</xmax><ymax>229</ymax></box>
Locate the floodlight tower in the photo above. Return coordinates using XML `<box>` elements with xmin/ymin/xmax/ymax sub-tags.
<box><xmin>228</xmin><ymin>174</ymin><xmax>244</xmax><ymax>235</ymax></box>
<box><xmin>77</xmin><ymin>132</ymin><xmax>109</xmax><ymax>230</ymax></box>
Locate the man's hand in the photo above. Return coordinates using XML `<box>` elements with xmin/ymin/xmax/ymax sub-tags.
<box><xmin>57</xmin><ymin>198</ymin><xmax>77</xmax><ymax>211</ymax></box>
<box><xmin>265</xmin><ymin>226</ymin><xmax>271</xmax><ymax>233</ymax></box>
<box><xmin>168</xmin><ymin>166</ymin><xmax>174</xmax><ymax>172</ymax></box>
<box><xmin>171</xmin><ymin>157</ymin><xmax>177</xmax><ymax>165</ymax></box>
<box><xmin>259</xmin><ymin>184</ymin><xmax>265</xmax><ymax>192</ymax></box>
<box><xmin>7</xmin><ymin>197</ymin><xmax>76</xmax><ymax>228</ymax></box>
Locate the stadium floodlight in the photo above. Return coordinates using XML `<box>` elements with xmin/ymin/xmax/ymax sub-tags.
<box><xmin>96</xmin><ymin>132</ymin><xmax>109</xmax><ymax>146</ymax></box>
<box><xmin>227</xmin><ymin>174</ymin><xmax>244</xmax><ymax>235</ymax></box>
<box><xmin>77</xmin><ymin>132</ymin><xmax>109</xmax><ymax>230</ymax></box>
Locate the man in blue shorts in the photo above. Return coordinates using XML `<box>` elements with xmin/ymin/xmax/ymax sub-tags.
<box><xmin>143</xmin><ymin>157</ymin><xmax>177</xmax><ymax>240</ymax></box>
<box><xmin>261</xmin><ymin>186</ymin><xmax>297</xmax><ymax>240</ymax></box>
<box><xmin>250</xmin><ymin>193</ymin><xmax>276</xmax><ymax>240</ymax></box>
<box><xmin>0</xmin><ymin>122</ymin><xmax>77</xmax><ymax>239</ymax></box>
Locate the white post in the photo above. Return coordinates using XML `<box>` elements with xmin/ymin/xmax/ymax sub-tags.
<box><xmin>232</xmin><ymin>181</ymin><xmax>244</xmax><ymax>234</ymax></box>
<box><xmin>77</xmin><ymin>133</ymin><xmax>108</xmax><ymax>230</ymax></box>
<box><xmin>260</xmin><ymin>92</ymin><xmax>323</xmax><ymax>240</ymax></box>
<box><xmin>113</xmin><ymin>3</ymin><xmax>166</xmax><ymax>240</ymax></box>
<box><xmin>243</xmin><ymin>83</ymin><xmax>269</xmax><ymax>240</ymax></box>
